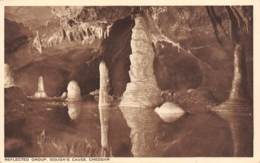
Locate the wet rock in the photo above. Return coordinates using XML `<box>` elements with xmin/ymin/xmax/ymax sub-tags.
<box><xmin>155</xmin><ymin>102</ymin><xmax>185</xmax><ymax>123</ymax></box>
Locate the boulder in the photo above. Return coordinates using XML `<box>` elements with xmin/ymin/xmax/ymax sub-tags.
<box><xmin>155</xmin><ymin>102</ymin><xmax>185</xmax><ymax>123</ymax></box>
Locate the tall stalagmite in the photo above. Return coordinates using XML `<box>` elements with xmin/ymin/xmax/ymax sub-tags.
<box><xmin>119</xmin><ymin>15</ymin><xmax>163</xmax><ymax>156</ymax></box>
<box><xmin>119</xmin><ymin>15</ymin><xmax>162</xmax><ymax>108</ymax></box>
<box><xmin>213</xmin><ymin>44</ymin><xmax>252</xmax><ymax>156</ymax></box>
<box><xmin>34</xmin><ymin>76</ymin><xmax>47</xmax><ymax>98</ymax></box>
<box><xmin>98</xmin><ymin>61</ymin><xmax>112</xmax><ymax>156</ymax></box>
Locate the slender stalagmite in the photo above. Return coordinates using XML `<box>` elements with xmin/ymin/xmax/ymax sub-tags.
<box><xmin>213</xmin><ymin>44</ymin><xmax>253</xmax><ymax>156</ymax></box>
<box><xmin>98</xmin><ymin>61</ymin><xmax>112</xmax><ymax>156</ymax></box>
<box><xmin>34</xmin><ymin>76</ymin><xmax>48</xmax><ymax>98</ymax></box>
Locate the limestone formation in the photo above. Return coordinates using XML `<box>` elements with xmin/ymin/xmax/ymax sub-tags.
<box><xmin>4</xmin><ymin>64</ymin><xmax>16</xmax><ymax>88</ymax></box>
<box><xmin>98</xmin><ymin>61</ymin><xmax>112</xmax><ymax>156</ymax></box>
<box><xmin>34</xmin><ymin>76</ymin><xmax>48</xmax><ymax>98</ymax></box>
<box><xmin>212</xmin><ymin>44</ymin><xmax>252</xmax><ymax>156</ymax></box>
<box><xmin>119</xmin><ymin>15</ymin><xmax>163</xmax><ymax>156</ymax></box>
<box><xmin>119</xmin><ymin>15</ymin><xmax>162</xmax><ymax>108</ymax></box>
<box><xmin>99</xmin><ymin>61</ymin><xmax>112</xmax><ymax>107</ymax></box>
<box><xmin>155</xmin><ymin>102</ymin><xmax>185</xmax><ymax>123</ymax></box>
<box><xmin>66</xmin><ymin>80</ymin><xmax>81</xmax><ymax>101</ymax></box>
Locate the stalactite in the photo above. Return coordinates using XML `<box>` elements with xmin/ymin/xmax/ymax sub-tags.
<box><xmin>32</xmin><ymin>31</ymin><xmax>43</xmax><ymax>53</ymax></box>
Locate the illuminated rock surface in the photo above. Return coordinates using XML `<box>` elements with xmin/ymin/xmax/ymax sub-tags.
<box><xmin>34</xmin><ymin>76</ymin><xmax>48</xmax><ymax>98</ymax></box>
<box><xmin>66</xmin><ymin>80</ymin><xmax>81</xmax><ymax>102</ymax></box>
<box><xmin>120</xmin><ymin>15</ymin><xmax>162</xmax><ymax>108</ymax></box>
<box><xmin>4</xmin><ymin>64</ymin><xmax>16</xmax><ymax>88</ymax></box>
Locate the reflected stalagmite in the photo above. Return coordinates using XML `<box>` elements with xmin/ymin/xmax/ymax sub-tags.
<box><xmin>98</xmin><ymin>61</ymin><xmax>112</xmax><ymax>156</ymax></box>
<box><xmin>119</xmin><ymin>15</ymin><xmax>163</xmax><ymax>156</ymax></box>
<box><xmin>4</xmin><ymin>64</ymin><xmax>16</xmax><ymax>88</ymax></box>
<box><xmin>67</xmin><ymin>102</ymin><xmax>82</xmax><ymax>120</ymax></box>
<box><xmin>213</xmin><ymin>44</ymin><xmax>252</xmax><ymax>156</ymax></box>
<box><xmin>34</xmin><ymin>76</ymin><xmax>48</xmax><ymax>98</ymax></box>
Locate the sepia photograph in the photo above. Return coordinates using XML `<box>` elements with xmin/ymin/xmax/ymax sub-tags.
<box><xmin>4</xmin><ymin>6</ymin><xmax>253</xmax><ymax>157</ymax></box>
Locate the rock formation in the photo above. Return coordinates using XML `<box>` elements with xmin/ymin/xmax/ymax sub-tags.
<box><xmin>154</xmin><ymin>102</ymin><xmax>185</xmax><ymax>123</ymax></box>
<box><xmin>119</xmin><ymin>15</ymin><xmax>162</xmax><ymax>108</ymax></box>
<box><xmin>212</xmin><ymin>44</ymin><xmax>252</xmax><ymax>156</ymax></box>
<box><xmin>119</xmin><ymin>15</ymin><xmax>163</xmax><ymax>156</ymax></box>
<box><xmin>98</xmin><ymin>61</ymin><xmax>112</xmax><ymax>156</ymax></box>
<box><xmin>4</xmin><ymin>64</ymin><xmax>16</xmax><ymax>88</ymax></box>
<box><xmin>34</xmin><ymin>76</ymin><xmax>48</xmax><ymax>98</ymax></box>
<box><xmin>66</xmin><ymin>80</ymin><xmax>81</xmax><ymax>102</ymax></box>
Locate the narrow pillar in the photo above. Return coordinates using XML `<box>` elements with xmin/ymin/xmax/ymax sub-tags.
<box><xmin>98</xmin><ymin>61</ymin><xmax>112</xmax><ymax>156</ymax></box>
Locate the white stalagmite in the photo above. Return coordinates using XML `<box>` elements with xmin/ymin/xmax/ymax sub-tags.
<box><xmin>119</xmin><ymin>15</ymin><xmax>162</xmax><ymax>108</ymax></box>
<box><xmin>66</xmin><ymin>80</ymin><xmax>81</xmax><ymax>101</ymax></box>
<box><xmin>66</xmin><ymin>80</ymin><xmax>82</xmax><ymax>120</ymax></box>
<box><xmin>98</xmin><ymin>61</ymin><xmax>112</xmax><ymax>155</ymax></box>
<box><xmin>34</xmin><ymin>76</ymin><xmax>48</xmax><ymax>98</ymax></box>
<box><xmin>4</xmin><ymin>64</ymin><xmax>16</xmax><ymax>88</ymax></box>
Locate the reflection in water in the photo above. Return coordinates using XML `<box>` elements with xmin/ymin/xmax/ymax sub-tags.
<box><xmin>67</xmin><ymin>102</ymin><xmax>82</xmax><ymax>120</ymax></box>
<box><xmin>213</xmin><ymin>101</ymin><xmax>253</xmax><ymax>156</ymax></box>
<box><xmin>120</xmin><ymin>106</ymin><xmax>161</xmax><ymax>156</ymax></box>
<box><xmin>120</xmin><ymin>106</ymin><xmax>234</xmax><ymax>156</ymax></box>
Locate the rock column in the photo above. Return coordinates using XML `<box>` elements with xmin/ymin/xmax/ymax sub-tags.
<box><xmin>119</xmin><ymin>15</ymin><xmax>162</xmax><ymax>156</ymax></box>
<box><xmin>99</xmin><ymin>61</ymin><xmax>112</xmax><ymax>156</ymax></box>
